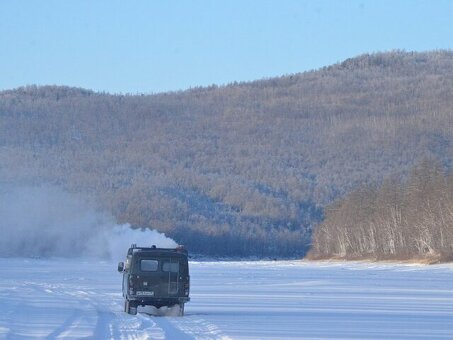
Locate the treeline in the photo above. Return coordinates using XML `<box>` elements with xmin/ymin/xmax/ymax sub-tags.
<box><xmin>1</xmin><ymin>50</ymin><xmax>453</xmax><ymax>256</ymax></box>
<box><xmin>309</xmin><ymin>160</ymin><xmax>453</xmax><ymax>262</ymax></box>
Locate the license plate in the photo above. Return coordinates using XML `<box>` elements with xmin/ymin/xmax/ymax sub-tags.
<box><xmin>136</xmin><ymin>291</ymin><xmax>154</xmax><ymax>296</ymax></box>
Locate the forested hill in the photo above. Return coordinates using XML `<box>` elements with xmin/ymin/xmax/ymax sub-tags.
<box><xmin>1</xmin><ymin>50</ymin><xmax>453</xmax><ymax>257</ymax></box>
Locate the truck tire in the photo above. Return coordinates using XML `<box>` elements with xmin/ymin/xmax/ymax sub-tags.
<box><xmin>125</xmin><ymin>300</ymin><xmax>138</xmax><ymax>315</ymax></box>
<box><xmin>179</xmin><ymin>303</ymin><xmax>185</xmax><ymax>316</ymax></box>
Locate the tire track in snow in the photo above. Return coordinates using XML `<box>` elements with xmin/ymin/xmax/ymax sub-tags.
<box><xmin>45</xmin><ymin>309</ymin><xmax>91</xmax><ymax>339</ymax></box>
<box><xmin>0</xmin><ymin>282</ymin><xmax>95</xmax><ymax>339</ymax></box>
<box><xmin>165</xmin><ymin>316</ymin><xmax>232</xmax><ymax>340</ymax></box>
<box><xmin>60</xmin><ymin>286</ymin><xmax>168</xmax><ymax>339</ymax></box>
<box><xmin>1</xmin><ymin>260</ymin><xmax>232</xmax><ymax>339</ymax></box>
<box><xmin>1</xmin><ymin>280</ymin><xmax>229</xmax><ymax>340</ymax></box>
<box><xmin>63</xmin><ymin>288</ymin><xmax>168</xmax><ymax>339</ymax></box>
<box><xmin>146</xmin><ymin>316</ymin><xmax>194</xmax><ymax>340</ymax></box>
<box><xmin>139</xmin><ymin>306</ymin><xmax>231</xmax><ymax>340</ymax></box>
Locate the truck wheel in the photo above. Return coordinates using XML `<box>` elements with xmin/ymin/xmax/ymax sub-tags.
<box><xmin>125</xmin><ymin>300</ymin><xmax>137</xmax><ymax>315</ymax></box>
<box><xmin>179</xmin><ymin>303</ymin><xmax>185</xmax><ymax>317</ymax></box>
<box><xmin>129</xmin><ymin>305</ymin><xmax>138</xmax><ymax>315</ymax></box>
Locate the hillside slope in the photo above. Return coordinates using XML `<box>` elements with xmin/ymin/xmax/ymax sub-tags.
<box><xmin>1</xmin><ymin>50</ymin><xmax>453</xmax><ymax>256</ymax></box>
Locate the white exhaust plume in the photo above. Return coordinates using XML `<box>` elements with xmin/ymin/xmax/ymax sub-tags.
<box><xmin>0</xmin><ymin>185</ymin><xmax>177</xmax><ymax>260</ymax></box>
<box><xmin>93</xmin><ymin>225</ymin><xmax>178</xmax><ymax>261</ymax></box>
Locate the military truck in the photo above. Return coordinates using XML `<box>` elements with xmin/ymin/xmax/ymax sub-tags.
<box><xmin>117</xmin><ymin>244</ymin><xmax>190</xmax><ymax>316</ymax></box>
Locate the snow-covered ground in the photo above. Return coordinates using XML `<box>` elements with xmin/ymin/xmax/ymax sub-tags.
<box><xmin>1</xmin><ymin>259</ymin><xmax>453</xmax><ymax>339</ymax></box>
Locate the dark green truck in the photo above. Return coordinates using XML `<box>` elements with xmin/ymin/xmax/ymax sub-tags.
<box><xmin>117</xmin><ymin>244</ymin><xmax>190</xmax><ymax>316</ymax></box>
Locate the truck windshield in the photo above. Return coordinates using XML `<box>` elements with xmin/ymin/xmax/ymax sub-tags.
<box><xmin>140</xmin><ymin>259</ymin><xmax>158</xmax><ymax>271</ymax></box>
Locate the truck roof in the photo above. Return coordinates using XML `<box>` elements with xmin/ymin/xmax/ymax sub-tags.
<box><xmin>127</xmin><ymin>244</ymin><xmax>188</xmax><ymax>257</ymax></box>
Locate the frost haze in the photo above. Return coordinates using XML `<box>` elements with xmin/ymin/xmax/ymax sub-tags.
<box><xmin>0</xmin><ymin>185</ymin><xmax>176</xmax><ymax>259</ymax></box>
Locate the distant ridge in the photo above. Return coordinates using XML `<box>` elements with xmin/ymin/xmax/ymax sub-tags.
<box><xmin>1</xmin><ymin>50</ymin><xmax>453</xmax><ymax>256</ymax></box>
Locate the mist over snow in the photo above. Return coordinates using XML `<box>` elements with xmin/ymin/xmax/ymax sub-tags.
<box><xmin>92</xmin><ymin>225</ymin><xmax>177</xmax><ymax>262</ymax></box>
<box><xmin>0</xmin><ymin>185</ymin><xmax>177</xmax><ymax>260</ymax></box>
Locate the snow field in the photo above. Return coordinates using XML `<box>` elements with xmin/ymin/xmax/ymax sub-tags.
<box><xmin>1</xmin><ymin>259</ymin><xmax>453</xmax><ymax>339</ymax></box>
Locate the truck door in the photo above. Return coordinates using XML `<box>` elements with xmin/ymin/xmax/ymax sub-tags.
<box><xmin>162</xmin><ymin>258</ymin><xmax>180</xmax><ymax>295</ymax></box>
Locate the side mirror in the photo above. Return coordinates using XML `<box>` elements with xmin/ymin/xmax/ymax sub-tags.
<box><xmin>117</xmin><ymin>262</ymin><xmax>124</xmax><ymax>272</ymax></box>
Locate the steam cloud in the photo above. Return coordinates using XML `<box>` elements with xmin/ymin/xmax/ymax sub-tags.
<box><xmin>0</xmin><ymin>185</ymin><xmax>177</xmax><ymax>260</ymax></box>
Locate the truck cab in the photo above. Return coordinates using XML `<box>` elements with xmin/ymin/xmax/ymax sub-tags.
<box><xmin>117</xmin><ymin>244</ymin><xmax>190</xmax><ymax>316</ymax></box>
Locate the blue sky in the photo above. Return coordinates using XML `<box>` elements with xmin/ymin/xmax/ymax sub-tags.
<box><xmin>1</xmin><ymin>0</ymin><xmax>452</xmax><ymax>94</ymax></box>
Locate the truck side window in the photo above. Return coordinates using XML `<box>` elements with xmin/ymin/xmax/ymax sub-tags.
<box><xmin>140</xmin><ymin>259</ymin><xmax>158</xmax><ymax>271</ymax></box>
<box><xmin>162</xmin><ymin>261</ymin><xmax>180</xmax><ymax>273</ymax></box>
